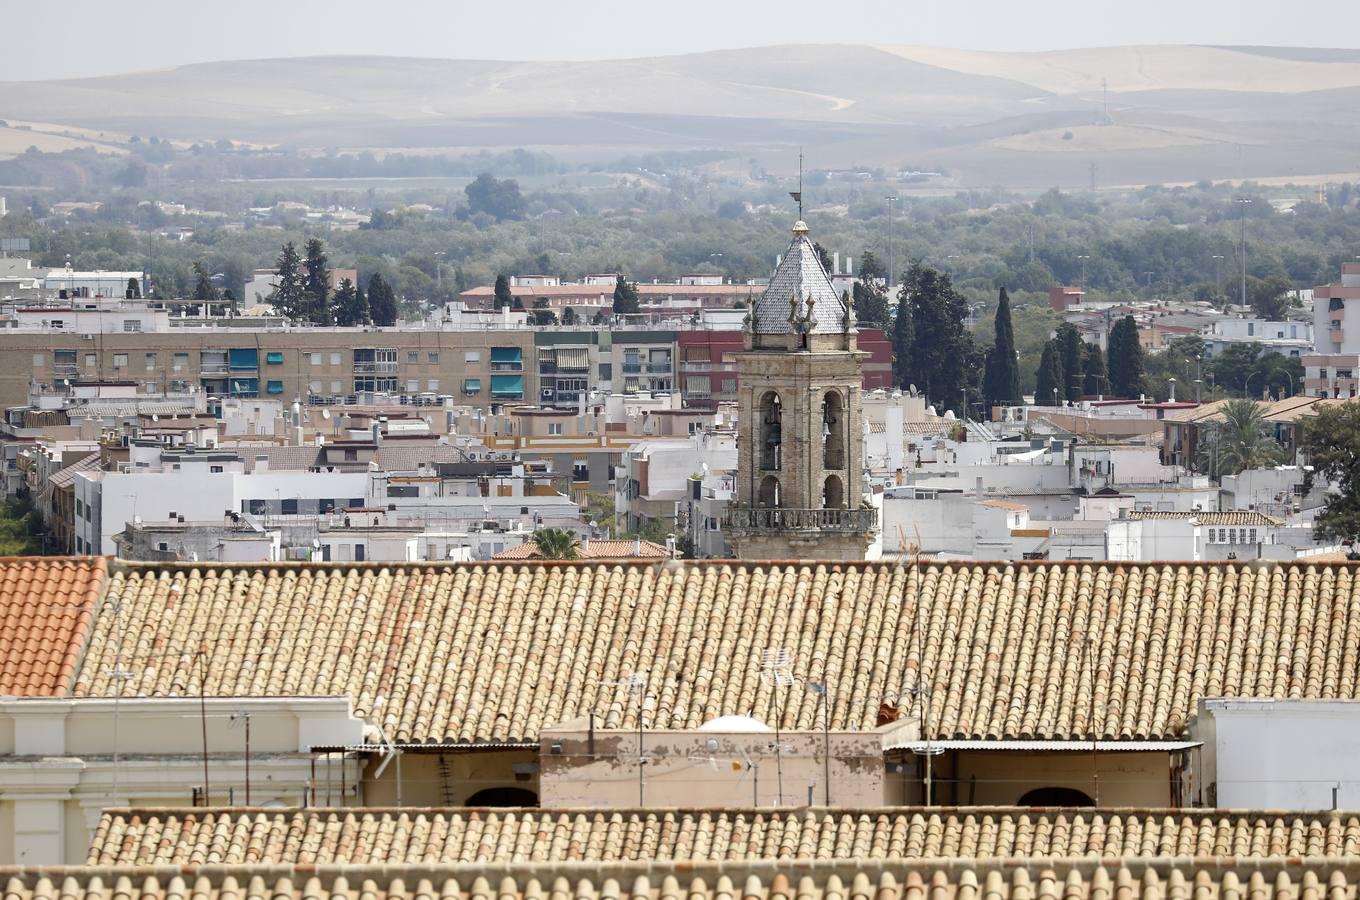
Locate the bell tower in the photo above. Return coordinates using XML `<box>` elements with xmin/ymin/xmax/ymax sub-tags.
<box><xmin>726</xmin><ymin>220</ymin><xmax>876</xmax><ymax>560</ymax></box>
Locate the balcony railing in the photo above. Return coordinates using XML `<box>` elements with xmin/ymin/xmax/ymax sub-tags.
<box><xmin>52</xmin><ymin>363</ymin><xmax>78</xmax><ymax>376</ymax></box>
<box><xmin>490</xmin><ymin>362</ymin><xmax>523</xmax><ymax>372</ymax></box>
<box><xmin>648</xmin><ymin>362</ymin><xmax>673</xmax><ymax>373</ymax></box>
<box><xmin>725</xmin><ymin>506</ymin><xmax>878</xmax><ymax>533</ymax></box>
<box><xmin>621</xmin><ymin>363</ymin><xmax>643</xmax><ymax>373</ymax></box>
<box><xmin>353</xmin><ymin>361</ymin><xmax>399</xmax><ymax>374</ymax></box>
<box><xmin>200</xmin><ymin>363</ymin><xmax>230</xmax><ymax>375</ymax></box>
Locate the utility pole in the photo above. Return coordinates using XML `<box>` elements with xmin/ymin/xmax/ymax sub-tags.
<box><xmin>1212</xmin><ymin>255</ymin><xmax>1225</xmax><ymax>302</ymax></box>
<box><xmin>885</xmin><ymin>196</ymin><xmax>898</xmax><ymax>298</ymax></box>
<box><xmin>1077</xmin><ymin>255</ymin><xmax>1091</xmax><ymax>287</ymax></box>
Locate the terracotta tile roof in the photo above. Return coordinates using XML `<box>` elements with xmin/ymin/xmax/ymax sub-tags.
<box><xmin>68</xmin><ymin>560</ymin><xmax>1360</xmax><ymax>744</ymax></box>
<box><xmin>0</xmin><ymin>861</ymin><xmax>1350</xmax><ymax>900</ymax></box>
<box><xmin>1125</xmin><ymin>511</ymin><xmax>1281</xmax><ymax>526</ymax></box>
<box><xmin>0</xmin><ymin>557</ymin><xmax>106</xmax><ymax>697</ymax></box>
<box><xmin>86</xmin><ymin>807</ymin><xmax>1360</xmax><ymax>866</ymax></box>
<box><xmin>493</xmin><ymin>540</ymin><xmax>671</xmax><ymax>560</ymax></box>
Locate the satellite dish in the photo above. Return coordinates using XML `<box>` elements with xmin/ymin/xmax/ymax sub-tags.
<box><xmin>322</xmin><ymin>409</ymin><xmax>331</xmax><ymax>419</ymax></box>
<box><xmin>151</xmin><ymin>413</ymin><xmax>159</xmax><ymax>422</ymax></box>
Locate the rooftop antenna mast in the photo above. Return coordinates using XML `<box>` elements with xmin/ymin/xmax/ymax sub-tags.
<box><xmin>789</xmin><ymin>149</ymin><xmax>804</xmax><ymax>220</ymax></box>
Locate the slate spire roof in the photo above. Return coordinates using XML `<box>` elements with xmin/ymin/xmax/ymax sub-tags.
<box><xmin>751</xmin><ymin>221</ymin><xmax>847</xmax><ymax>335</ymax></box>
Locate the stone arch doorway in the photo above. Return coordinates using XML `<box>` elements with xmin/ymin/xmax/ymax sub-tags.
<box><xmin>759</xmin><ymin>474</ymin><xmax>782</xmax><ymax>508</ymax></box>
<box><xmin>759</xmin><ymin>391</ymin><xmax>783</xmax><ymax>470</ymax></box>
<box><xmin>466</xmin><ymin>787</ymin><xmax>539</xmax><ymax>807</ymax></box>
<box><xmin>823</xmin><ymin>474</ymin><xmax>844</xmax><ymax>509</ymax></box>
<box><xmin>1017</xmin><ymin>787</ymin><xmax>1094</xmax><ymax>807</ymax></box>
<box><xmin>822</xmin><ymin>390</ymin><xmax>845</xmax><ymax>469</ymax></box>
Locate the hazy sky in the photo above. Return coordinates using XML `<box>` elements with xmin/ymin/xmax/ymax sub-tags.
<box><xmin>6</xmin><ymin>0</ymin><xmax>1360</xmax><ymax>81</ymax></box>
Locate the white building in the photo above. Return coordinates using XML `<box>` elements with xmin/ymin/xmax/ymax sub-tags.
<box><xmin>41</xmin><ymin>267</ymin><xmax>143</xmax><ymax>300</ymax></box>
<box><xmin>1107</xmin><ymin>510</ymin><xmax>1283</xmax><ymax>561</ymax></box>
<box><xmin>1202</xmin><ymin>317</ymin><xmax>1310</xmax><ymax>359</ymax></box>
<box><xmin>1305</xmin><ymin>263</ymin><xmax>1360</xmax><ymax>397</ymax></box>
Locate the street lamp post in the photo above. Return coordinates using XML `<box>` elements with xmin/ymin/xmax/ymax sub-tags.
<box><xmin>1212</xmin><ymin>255</ymin><xmax>1225</xmax><ymax>302</ymax></box>
<box><xmin>1237</xmin><ymin>198</ymin><xmax>1253</xmax><ymax>309</ymax></box>
<box><xmin>433</xmin><ymin>251</ymin><xmax>445</xmax><ymax>296</ymax></box>
<box><xmin>1077</xmin><ymin>255</ymin><xmax>1091</xmax><ymax>288</ymax></box>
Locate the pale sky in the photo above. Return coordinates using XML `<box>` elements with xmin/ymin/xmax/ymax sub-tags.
<box><xmin>5</xmin><ymin>0</ymin><xmax>1360</xmax><ymax>81</ymax></box>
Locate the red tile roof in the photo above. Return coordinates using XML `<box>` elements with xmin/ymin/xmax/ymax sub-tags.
<box><xmin>0</xmin><ymin>557</ymin><xmax>106</xmax><ymax>696</ymax></box>
<box><xmin>493</xmin><ymin>539</ymin><xmax>671</xmax><ymax>560</ymax></box>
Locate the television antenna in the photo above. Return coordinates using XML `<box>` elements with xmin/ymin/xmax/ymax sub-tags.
<box><xmin>788</xmin><ymin>149</ymin><xmax>804</xmax><ymax>220</ymax></box>
<box><xmin>760</xmin><ymin>647</ymin><xmax>795</xmax><ymax>806</ymax></box>
<box><xmin>596</xmin><ymin>671</ymin><xmax>649</xmax><ymax>805</ymax></box>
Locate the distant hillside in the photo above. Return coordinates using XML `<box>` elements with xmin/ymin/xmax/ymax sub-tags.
<box><xmin>0</xmin><ymin>44</ymin><xmax>1356</xmax><ymax>187</ymax></box>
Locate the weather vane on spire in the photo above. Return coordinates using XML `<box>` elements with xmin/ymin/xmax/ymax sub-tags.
<box><xmin>788</xmin><ymin>148</ymin><xmax>803</xmax><ymax>220</ymax></box>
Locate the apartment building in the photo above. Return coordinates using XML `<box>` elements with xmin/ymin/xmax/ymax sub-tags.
<box><xmin>1305</xmin><ymin>262</ymin><xmax>1360</xmax><ymax>397</ymax></box>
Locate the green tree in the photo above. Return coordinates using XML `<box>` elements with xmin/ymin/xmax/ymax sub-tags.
<box><xmin>982</xmin><ymin>286</ymin><xmax>1021</xmax><ymax>408</ymax></box>
<box><xmin>126</xmin><ymin>276</ymin><xmax>140</xmax><ymax>299</ymax></box>
<box><xmin>851</xmin><ymin>279</ymin><xmax>889</xmax><ymax>328</ymax></box>
<box><xmin>1107</xmin><ymin>315</ymin><xmax>1145</xmax><ymax>398</ymax></box>
<box><xmin>1248</xmin><ymin>275</ymin><xmax>1294</xmax><ymax>320</ymax></box>
<box><xmin>1082</xmin><ymin>342</ymin><xmax>1107</xmax><ymax>396</ymax></box>
<box><xmin>191</xmin><ymin>261</ymin><xmax>219</xmax><ymax>304</ymax></box>
<box><xmin>493</xmin><ymin>274</ymin><xmax>514</xmax><ymax>310</ymax></box>
<box><xmin>333</xmin><ymin>278</ymin><xmax>368</xmax><ymax>327</ymax></box>
<box><xmin>530</xmin><ymin>527</ymin><xmax>579</xmax><ymax>559</ymax></box>
<box><xmin>0</xmin><ymin>496</ymin><xmax>42</xmax><ymax>555</ymax></box>
<box><xmin>270</xmin><ymin>241</ymin><xmax>305</xmax><ymax>321</ymax></box>
<box><xmin>303</xmin><ymin>238</ymin><xmax>332</xmax><ymax>325</ymax></box>
<box><xmin>367</xmin><ymin>272</ymin><xmax>398</xmax><ymax>326</ymax></box>
<box><xmin>464</xmin><ymin>173</ymin><xmax>525</xmax><ymax>221</ymax></box>
<box><xmin>561</xmin><ymin>307</ymin><xmax>579</xmax><ymax>325</ymax></box>
<box><xmin>891</xmin><ymin>286</ymin><xmax>913</xmax><ymax>390</ymax></box>
<box><xmin>613</xmin><ymin>275</ymin><xmax>640</xmax><ymax>315</ymax></box>
<box><xmin>1198</xmin><ymin>399</ymin><xmax>1284</xmax><ymax>478</ymax></box>
<box><xmin>1056</xmin><ymin>322</ymin><xmax>1084</xmax><ymax>401</ymax></box>
<box><xmin>813</xmin><ymin>241</ymin><xmax>835</xmax><ymax>273</ymax></box>
<box><xmin>1035</xmin><ymin>341</ymin><xmax>1064</xmax><ymax>406</ymax></box>
<box><xmin>1301</xmin><ymin>402</ymin><xmax>1360</xmax><ymax>540</ymax></box>
<box><xmin>531</xmin><ymin>298</ymin><xmax>559</xmax><ymax>326</ymax></box>
<box><xmin>899</xmin><ymin>263</ymin><xmax>974</xmax><ymax>415</ymax></box>
<box><xmin>858</xmin><ymin>251</ymin><xmax>886</xmax><ymax>281</ymax></box>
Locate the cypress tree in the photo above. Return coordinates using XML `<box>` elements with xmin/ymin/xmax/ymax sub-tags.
<box><xmin>493</xmin><ymin>274</ymin><xmax>514</xmax><ymax>310</ymax></box>
<box><xmin>1056</xmin><ymin>322</ymin><xmax>1084</xmax><ymax>402</ymax></box>
<box><xmin>982</xmin><ymin>287</ymin><xmax>1021</xmax><ymax>407</ymax></box>
<box><xmin>271</xmin><ymin>242</ymin><xmax>305</xmax><ymax>321</ymax></box>
<box><xmin>303</xmin><ymin>238</ymin><xmax>332</xmax><ymax>325</ymax></box>
<box><xmin>367</xmin><ymin>272</ymin><xmax>398</xmax><ymax>326</ymax></box>
<box><xmin>891</xmin><ymin>286</ymin><xmax>914</xmax><ymax>390</ymax></box>
<box><xmin>612</xmin><ymin>275</ymin><xmax>640</xmax><ymax>315</ymax></box>
<box><xmin>1108</xmin><ymin>315</ymin><xmax>1146</xmax><ymax>398</ymax></box>
<box><xmin>1082</xmin><ymin>343</ymin><xmax>1107</xmax><ymax>396</ymax></box>
<box><xmin>1035</xmin><ymin>341</ymin><xmax>1064</xmax><ymax>407</ymax></box>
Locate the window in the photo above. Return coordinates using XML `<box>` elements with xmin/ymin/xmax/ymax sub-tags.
<box><xmin>463</xmin><ymin>378</ymin><xmax>482</xmax><ymax>395</ymax></box>
<box><xmin>465</xmin><ymin>351</ymin><xmax>481</xmax><ymax>365</ymax></box>
<box><xmin>407</xmin><ymin>351</ymin><xmax>420</xmax><ymax>363</ymax></box>
<box><xmin>210</xmin><ymin>465</ymin><xmax>223</xmax><ymax>473</ymax></box>
<box><xmin>427</xmin><ymin>352</ymin><xmax>440</xmax><ymax>364</ymax></box>
<box><xmin>309</xmin><ymin>381</ymin><xmax>322</xmax><ymax>394</ymax></box>
<box><xmin>1249</xmin><ymin>528</ymin><xmax>1258</xmax><ymax>543</ymax></box>
<box><xmin>309</xmin><ymin>352</ymin><xmax>323</xmax><ymax>366</ymax></box>
<box><xmin>1248</xmin><ymin>323</ymin><xmax>1255</xmax><ymax>336</ymax></box>
<box><xmin>427</xmin><ymin>379</ymin><xmax>439</xmax><ymax>392</ymax></box>
<box><xmin>406</xmin><ymin>380</ymin><xmax>420</xmax><ymax>392</ymax></box>
<box><xmin>112</xmin><ymin>353</ymin><xmax>128</xmax><ymax>369</ymax></box>
<box><xmin>599</xmin><ymin>363</ymin><xmax>612</xmax><ymax>379</ymax></box>
<box><xmin>330</xmin><ymin>380</ymin><xmax>343</xmax><ymax>393</ymax></box>
<box><xmin>32</xmin><ymin>353</ymin><xmax>43</xmax><ymax>367</ymax></box>
<box><xmin>173</xmin><ymin>352</ymin><xmax>188</xmax><ymax>372</ymax></box>
<box><xmin>330</xmin><ymin>352</ymin><xmax>341</xmax><ymax>365</ymax></box>
<box><xmin>354</xmin><ymin>376</ymin><xmax>399</xmax><ymax>392</ymax></box>
<box><xmin>248</xmin><ymin>499</ymin><xmax>267</xmax><ymax>515</ymax></box>
<box><xmin>548</xmin><ymin>423</ymin><xmax>563</xmax><ymax>435</ymax></box>
<box><xmin>266</xmin><ymin>351</ymin><xmax>285</xmax><ymax>365</ymax></box>
<box><xmin>343</xmin><ymin>449</ymin><xmax>358</xmax><ymax>462</ymax></box>
<box><xmin>266</xmin><ymin>380</ymin><xmax>285</xmax><ymax>394</ymax></box>
<box><xmin>489</xmin><ymin>347</ymin><xmax>523</xmax><ymax>370</ymax></box>
<box><xmin>145</xmin><ymin>352</ymin><xmax>157</xmax><ymax>370</ymax></box>
<box><xmin>281</xmin><ymin>498</ymin><xmax>298</xmax><ymax>515</ymax></box>
<box><xmin>75</xmin><ymin>499</ymin><xmax>83</xmax><ymax>516</ymax></box>
<box><xmin>123</xmin><ymin>320</ymin><xmax>142</xmax><ymax>332</ymax></box>
<box><xmin>85</xmin><ymin>353</ymin><xmax>96</xmax><ymax>369</ymax></box>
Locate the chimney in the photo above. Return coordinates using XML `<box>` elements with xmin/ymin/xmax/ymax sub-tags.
<box><xmin>254</xmin><ymin>454</ymin><xmax>269</xmax><ymax>473</ymax></box>
<box><xmin>833</xmin><ymin>251</ymin><xmax>840</xmax><ymax>274</ymax></box>
<box><xmin>846</xmin><ymin>257</ymin><xmax>853</xmax><ymax>276</ymax></box>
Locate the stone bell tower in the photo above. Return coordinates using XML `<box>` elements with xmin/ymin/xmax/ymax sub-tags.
<box><xmin>725</xmin><ymin>220</ymin><xmax>876</xmax><ymax>560</ymax></box>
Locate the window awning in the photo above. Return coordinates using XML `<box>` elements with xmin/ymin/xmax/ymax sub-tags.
<box><xmin>686</xmin><ymin>375</ymin><xmax>711</xmax><ymax>394</ymax></box>
<box><xmin>265</xmin><ymin>351</ymin><xmax>285</xmax><ymax>365</ymax></box>
<box><xmin>556</xmin><ymin>347</ymin><xmax>590</xmax><ymax>370</ymax></box>
<box><xmin>490</xmin><ymin>347</ymin><xmax>523</xmax><ymax>363</ymax></box>
<box><xmin>490</xmin><ymin>374</ymin><xmax>524</xmax><ymax>396</ymax></box>
<box><xmin>463</xmin><ymin>378</ymin><xmax>482</xmax><ymax>394</ymax></box>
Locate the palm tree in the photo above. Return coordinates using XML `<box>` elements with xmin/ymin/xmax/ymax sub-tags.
<box><xmin>1197</xmin><ymin>398</ymin><xmax>1284</xmax><ymax>478</ymax></box>
<box><xmin>530</xmin><ymin>527</ymin><xmax>580</xmax><ymax>560</ymax></box>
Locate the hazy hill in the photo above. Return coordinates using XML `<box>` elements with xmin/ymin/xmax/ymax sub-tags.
<box><xmin>0</xmin><ymin>43</ymin><xmax>1356</xmax><ymax>187</ymax></box>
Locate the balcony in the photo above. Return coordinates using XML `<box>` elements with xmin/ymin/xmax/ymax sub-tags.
<box><xmin>52</xmin><ymin>364</ymin><xmax>78</xmax><ymax>377</ymax></box>
<box><xmin>648</xmin><ymin>362</ymin><xmax>673</xmax><ymax>373</ymax></box>
<box><xmin>725</xmin><ymin>506</ymin><xmax>878</xmax><ymax>534</ymax></box>
<box><xmin>353</xmin><ymin>361</ymin><xmax>399</xmax><ymax>374</ymax></box>
<box><xmin>200</xmin><ymin>363</ymin><xmax>230</xmax><ymax>375</ymax></box>
<box><xmin>621</xmin><ymin>363</ymin><xmax>642</xmax><ymax>374</ymax></box>
<box><xmin>489</xmin><ymin>362</ymin><xmax>523</xmax><ymax>372</ymax></box>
